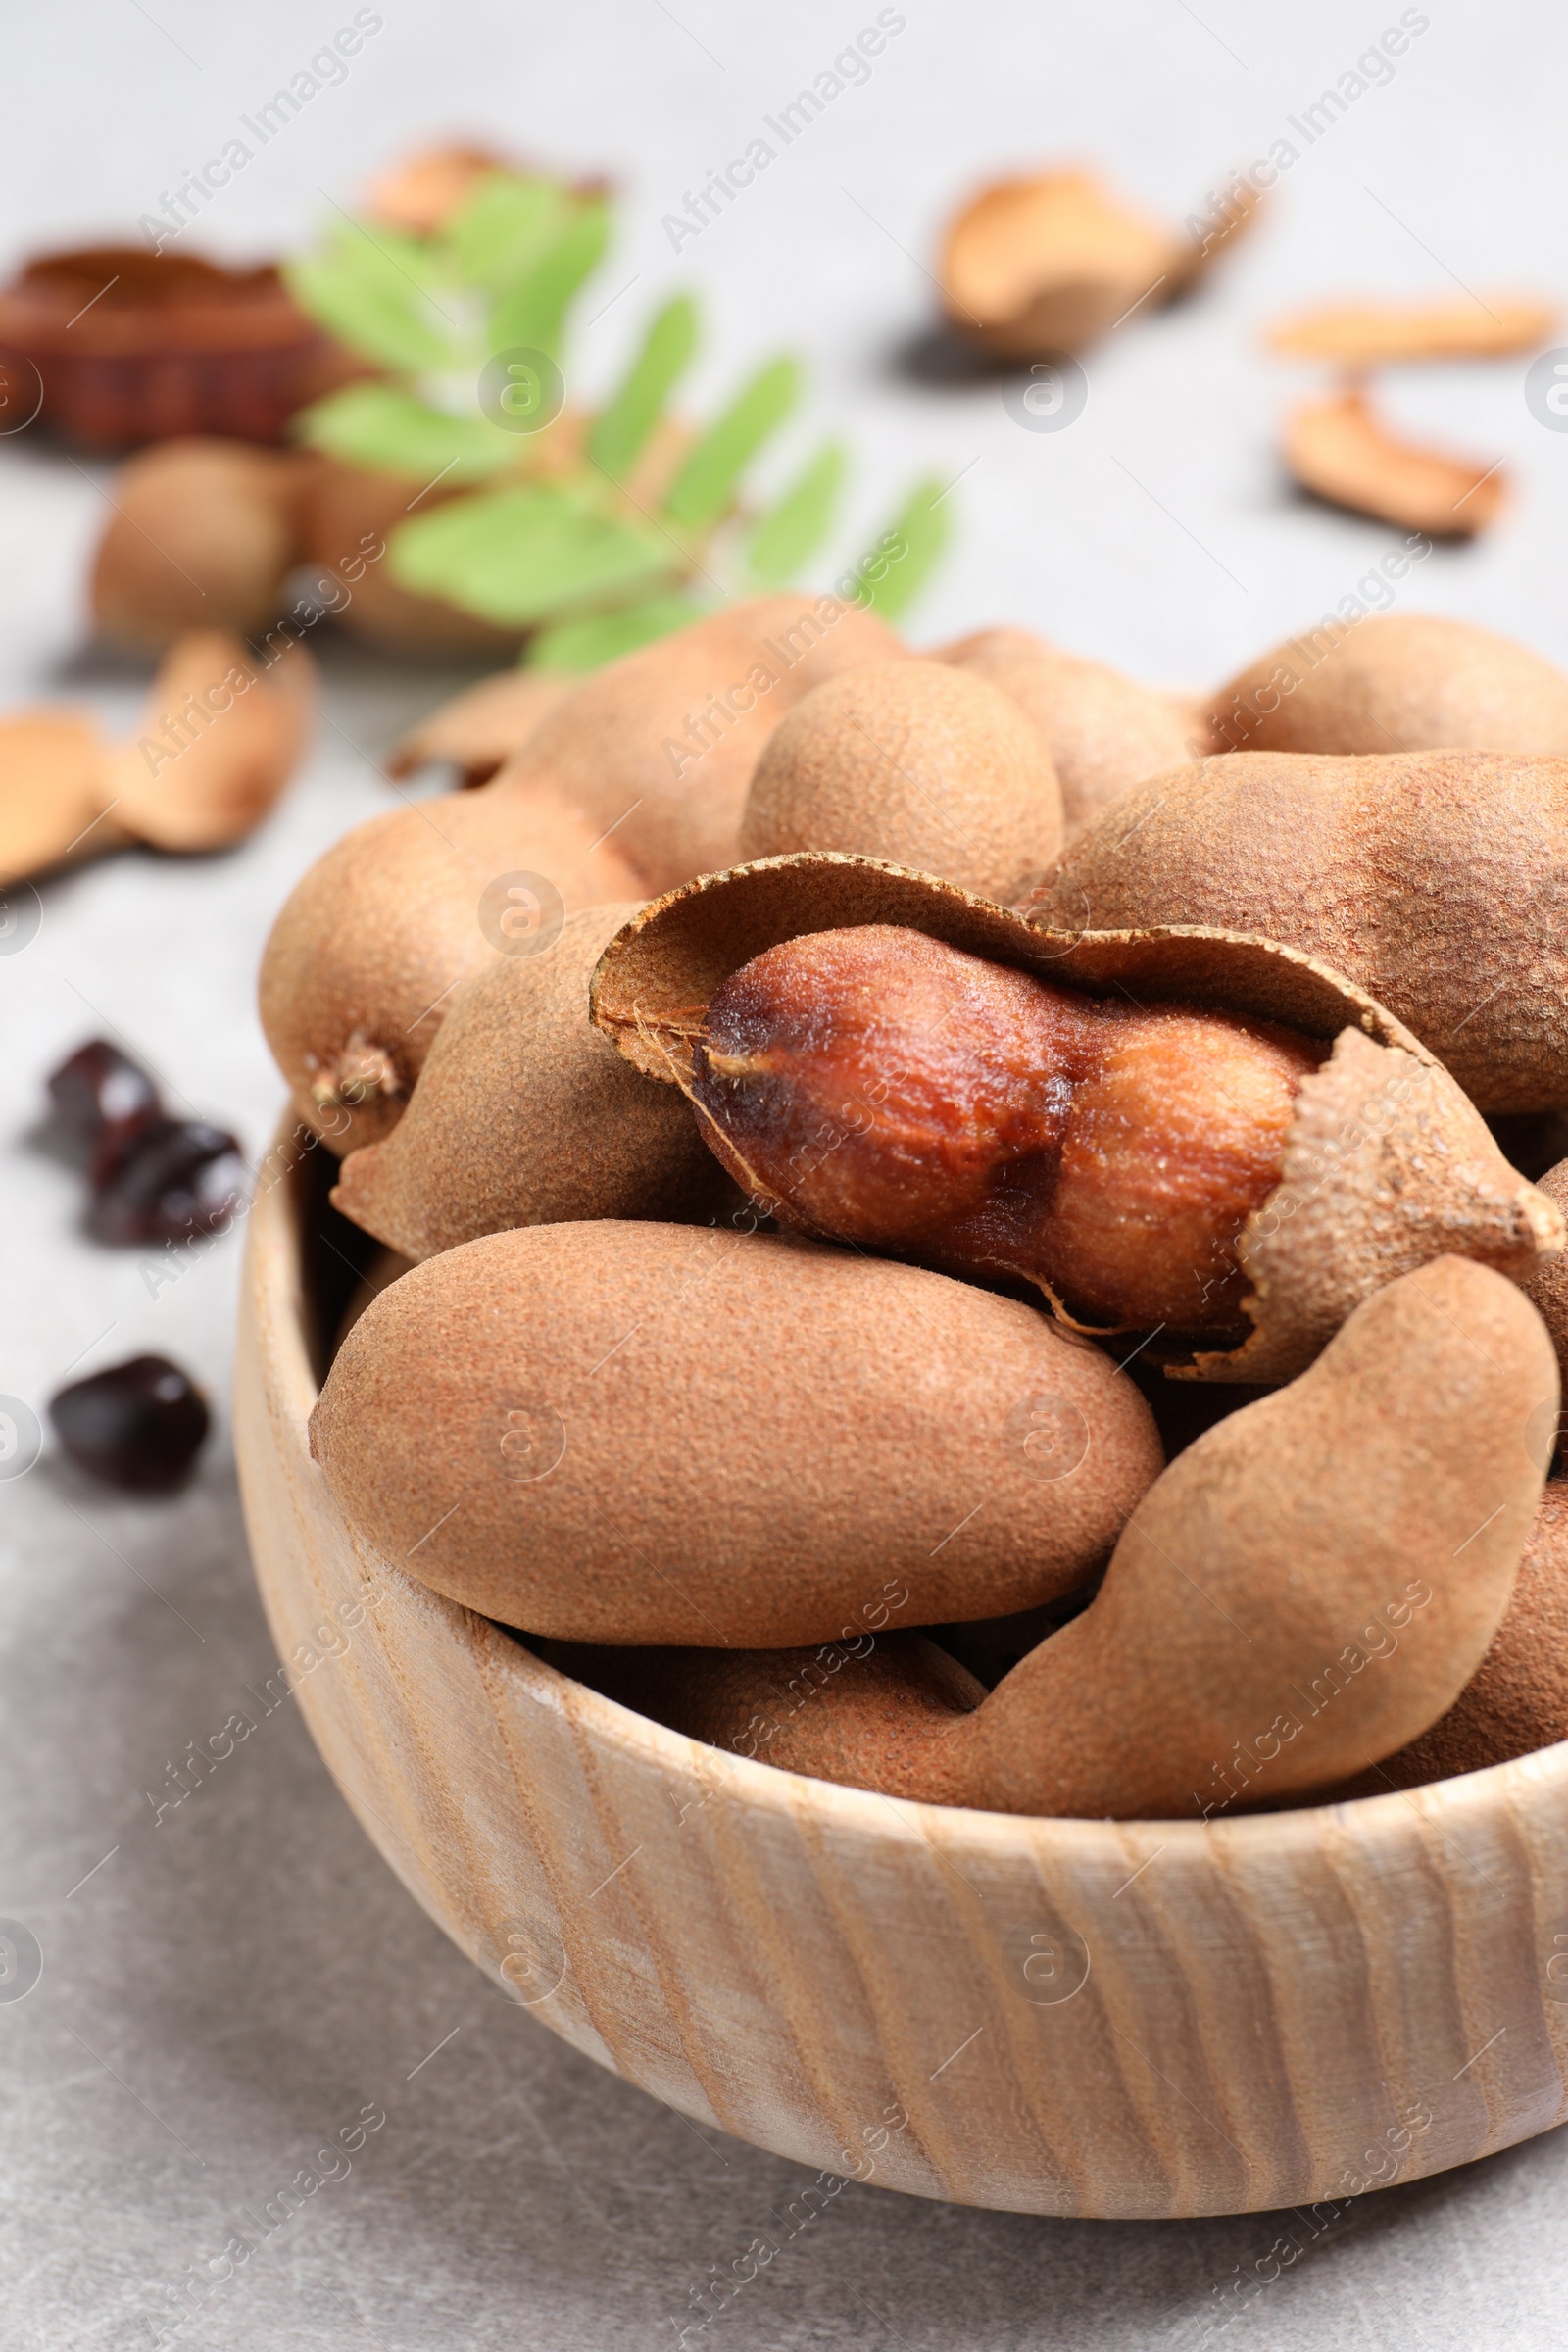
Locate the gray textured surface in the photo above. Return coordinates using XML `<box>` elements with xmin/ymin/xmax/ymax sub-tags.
<box><xmin>4</xmin><ymin>3</ymin><xmax>1568</xmax><ymax>2344</ymax></box>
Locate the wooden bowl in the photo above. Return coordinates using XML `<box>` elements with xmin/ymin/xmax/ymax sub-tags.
<box><xmin>235</xmin><ymin>1130</ymin><xmax>1568</xmax><ymax>2220</ymax></box>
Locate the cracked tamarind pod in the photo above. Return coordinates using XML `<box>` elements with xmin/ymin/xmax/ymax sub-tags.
<box><xmin>1023</xmin><ymin>750</ymin><xmax>1568</xmax><ymax>1113</ymax></box>
<box><xmin>590</xmin><ymin>855</ymin><xmax>1562</xmax><ymax>1384</ymax></box>
<box><xmin>549</xmin><ymin>1257</ymin><xmax>1553</xmax><ymax>1818</ymax></box>
<box><xmin>309</xmin><ymin>1219</ymin><xmax>1165</xmax><ymax>1647</ymax></box>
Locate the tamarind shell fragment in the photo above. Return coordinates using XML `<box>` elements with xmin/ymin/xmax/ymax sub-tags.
<box><xmin>557</xmin><ymin>1258</ymin><xmax>1553</xmax><ymax>1817</ymax></box>
<box><xmin>1027</xmin><ymin>749</ymin><xmax>1568</xmax><ymax>1114</ymax></box>
<box><xmin>309</xmin><ymin>1219</ymin><xmax>1164</xmax><ymax>1645</ymax></box>
<box><xmin>330</xmin><ymin>905</ymin><xmax>733</xmax><ymax>1260</ymax></box>
<box><xmin>590</xmin><ymin>852</ymin><xmax>1561</xmax><ymax>1383</ymax></box>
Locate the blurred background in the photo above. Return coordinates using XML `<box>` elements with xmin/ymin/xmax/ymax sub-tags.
<box><xmin>4</xmin><ymin>3</ymin><xmax>1567</xmax><ymax>2346</ymax></box>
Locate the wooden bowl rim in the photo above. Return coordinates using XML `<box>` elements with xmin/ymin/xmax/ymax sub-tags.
<box><xmin>264</xmin><ymin>1119</ymin><xmax>1568</xmax><ymax>1864</ymax></box>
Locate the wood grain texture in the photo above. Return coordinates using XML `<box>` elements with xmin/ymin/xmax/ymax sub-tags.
<box><xmin>234</xmin><ymin>1125</ymin><xmax>1568</xmax><ymax>2218</ymax></box>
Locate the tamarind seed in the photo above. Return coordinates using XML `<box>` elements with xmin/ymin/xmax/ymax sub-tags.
<box><xmin>691</xmin><ymin>924</ymin><xmax>1324</xmax><ymax>1338</ymax></box>
<box><xmin>49</xmin><ymin>1354</ymin><xmax>210</xmax><ymax>1490</ymax></box>
<box><xmin>47</xmin><ymin>1038</ymin><xmax>162</xmax><ymax>1183</ymax></box>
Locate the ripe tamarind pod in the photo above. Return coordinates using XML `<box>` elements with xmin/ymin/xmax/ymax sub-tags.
<box><xmin>937</xmin><ymin>626</ymin><xmax>1200</xmax><ymax>836</ymax></box>
<box><xmin>738</xmin><ymin>662</ymin><xmax>1062</xmax><ymax>903</ymax></box>
<box><xmin>552</xmin><ymin>1258</ymin><xmax>1554</xmax><ymax>1816</ymax></box>
<box><xmin>258</xmin><ymin>781</ymin><xmax>642</xmax><ymax>1152</ymax></box>
<box><xmin>509</xmin><ymin>593</ymin><xmax>910</xmax><ymax>893</ymax></box>
<box><xmin>1025</xmin><ymin>750</ymin><xmax>1568</xmax><ymax>1113</ymax></box>
<box><xmin>591</xmin><ymin>852</ymin><xmax>1561</xmax><ymax>1383</ymax></box>
<box><xmin>1205</xmin><ymin>613</ymin><xmax>1568</xmax><ymax>759</ymax></box>
<box><xmin>1522</xmin><ymin>1156</ymin><xmax>1568</xmax><ymax>1389</ymax></box>
<box><xmin>331</xmin><ymin>905</ymin><xmax>735</xmax><ymax>1261</ymax></box>
<box><xmin>1326</xmin><ymin>1481</ymin><xmax>1568</xmax><ymax>1796</ymax></box>
<box><xmin>310</xmin><ymin>1220</ymin><xmax>1165</xmax><ymax>1646</ymax></box>
<box><xmin>90</xmin><ymin>438</ymin><xmax>312</xmax><ymax>649</ymax></box>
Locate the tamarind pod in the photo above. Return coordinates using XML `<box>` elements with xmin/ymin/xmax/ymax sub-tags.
<box><xmin>1026</xmin><ymin>749</ymin><xmax>1568</xmax><ymax>1113</ymax></box>
<box><xmin>937</xmin><ymin>626</ymin><xmax>1200</xmax><ymax>836</ymax></box>
<box><xmin>591</xmin><ymin>852</ymin><xmax>1561</xmax><ymax>1383</ymax></box>
<box><xmin>1205</xmin><ymin>613</ymin><xmax>1568</xmax><ymax>760</ymax></box>
<box><xmin>738</xmin><ymin>660</ymin><xmax>1062</xmax><ymax>903</ymax></box>
<box><xmin>564</xmin><ymin>1258</ymin><xmax>1552</xmax><ymax>1817</ymax></box>
<box><xmin>258</xmin><ymin>780</ymin><xmax>642</xmax><ymax>1153</ymax></box>
<box><xmin>310</xmin><ymin>1219</ymin><xmax>1164</xmax><ymax>1646</ymax></box>
<box><xmin>331</xmin><ymin>905</ymin><xmax>734</xmax><ymax>1260</ymax></box>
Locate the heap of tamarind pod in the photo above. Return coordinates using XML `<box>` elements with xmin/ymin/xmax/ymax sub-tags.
<box><xmin>261</xmin><ymin>590</ymin><xmax>1568</xmax><ymax>1820</ymax></box>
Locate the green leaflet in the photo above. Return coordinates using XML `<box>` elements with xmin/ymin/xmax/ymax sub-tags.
<box><xmin>746</xmin><ymin>441</ymin><xmax>847</xmax><ymax>585</ymax></box>
<box><xmin>587</xmin><ymin>295</ymin><xmax>699</xmax><ymax>483</ymax></box>
<box><xmin>527</xmin><ymin>592</ymin><xmax>703</xmax><ymax>671</ymax></box>
<box><xmin>390</xmin><ymin>484</ymin><xmax>674</xmax><ymax>625</ymax></box>
<box><xmin>487</xmin><ymin>200</ymin><xmax>612</xmax><ymax>359</ymax></box>
<box><xmin>662</xmin><ymin>356</ymin><xmax>801</xmax><ymax>532</ymax></box>
<box><xmin>443</xmin><ymin>173</ymin><xmax>571</xmax><ymax>291</ymax></box>
<box><xmin>285</xmin><ymin>249</ymin><xmax>451</xmax><ymax>372</ymax></box>
<box><xmin>295</xmin><ymin>383</ymin><xmax>513</xmax><ymax>482</ymax></box>
<box><xmin>858</xmin><ymin>477</ymin><xmax>950</xmax><ymax>620</ymax></box>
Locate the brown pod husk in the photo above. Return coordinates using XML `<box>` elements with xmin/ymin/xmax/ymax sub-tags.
<box><xmin>557</xmin><ymin>1257</ymin><xmax>1552</xmax><ymax>1816</ymax></box>
<box><xmin>0</xmin><ymin>711</ymin><xmax>124</xmax><ymax>882</ymax></box>
<box><xmin>1266</xmin><ymin>296</ymin><xmax>1556</xmax><ymax>366</ymax></box>
<box><xmin>938</xmin><ymin>625</ymin><xmax>1201</xmax><ymax>835</ymax></box>
<box><xmin>258</xmin><ymin>780</ymin><xmax>642</xmax><ymax>1152</ymax></box>
<box><xmin>331</xmin><ymin>904</ymin><xmax>732</xmax><ymax>1260</ymax></box>
<box><xmin>1282</xmin><ymin>389</ymin><xmax>1504</xmax><ymax>539</ymax></box>
<box><xmin>1028</xmin><ymin>749</ymin><xmax>1568</xmax><ymax>1113</ymax></box>
<box><xmin>590</xmin><ymin>852</ymin><xmax>1561</xmax><ymax>1383</ymax></box>
<box><xmin>738</xmin><ymin>660</ymin><xmax>1062</xmax><ymax>902</ymax></box>
<box><xmin>511</xmin><ymin>593</ymin><xmax>910</xmax><ymax>893</ymax></box>
<box><xmin>1328</xmin><ymin>1479</ymin><xmax>1568</xmax><ymax>1795</ymax></box>
<box><xmin>938</xmin><ymin>169</ymin><xmax>1257</xmax><ymax>360</ymax></box>
<box><xmin>1206</xmin><ymin>612</ymin><xmax>1568</xmax><ymax>759</ymax></box>
<box><xmin>89</xmin><ymin>438</ymin><xmax>312</xmax><ymax>649</ymax></box>
<box><xmin>105</xmin><ymin>631</ymin><xmax>314</xmax><ymax>852</ymax></box>
<box><xmin>386</xmin><ymin>667</ymin><xmax>576</xmax><ymax>785</ymax></box>
<box><xmin>310</xmin><ymin>1219</ymin><xmax>1164</xmax><ymax>1646</ymax></box>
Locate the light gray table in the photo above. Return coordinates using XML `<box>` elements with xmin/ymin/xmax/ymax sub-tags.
<box><xmin>4</xmin><ymin>3</ymin><xmax>1567</xmax><ymax>2343</ymax></box>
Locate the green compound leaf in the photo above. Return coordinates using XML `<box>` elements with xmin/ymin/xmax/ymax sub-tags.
<box><xmin>487</xmin><ymin>200</ymin><xmax>612</xmax><ymax>360</ymax></box>
<box><xmin>527</xmin><ymin>592</ymin><xmax>704</xmax><ymax>671</ymax></box>
<box><xmin>390</xmin><ymin>483</ymin><xmax>674</xmax><ymax>626</ymax></box>
<box><xmin>284</xmin><ymin>247</ymin><xmax>451</xmax><ymax>372</ymax></box>
<box><xmin>746</xmin><ymin>440</ymin><xmax>847</xmax><ymax>585</ymax></box>
<box><xmin>294</xmin><ymin>383</ymin><xmax>513</xmax><ymax>483</ymax></box>
<box><xmin>662</xmin><ymin>356</ymin><xmax>802</xmax><ymax>533</ymax></box>
<box><xmin>443</xmin><ymin>172</ymin><xmax>571</xmax><ymax>292</ymax></box>
<box><xmin>857</xmin><ymin>476</ymin><xmax>951</xmax><ymax>620</ymax></box>
<box><xmin>587</xmin><ymin>295</ymin><xmax>699</xmax><ymax>483</ymax></box>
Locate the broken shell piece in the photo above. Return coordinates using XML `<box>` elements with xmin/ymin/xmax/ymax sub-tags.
<box><xmin>0</xmin><ymin>711</ymin><xmax>126</xmax><ymax>883</ymax></box>
<box><xmin>939</xmin><ymin>169</ymin><xmax>1258</xmax><ymax>360</ymax></box>
<box><xmin>104</xmin><ymin>631</ymin><xmax>315</xmax><ymax>853</ymax></box>
<box><xmin>1268</xmin><ymin>295</ymin><xmax>1556</xmax><ymax>366</ymax></box>
<box><xmin>386</xmin><ymin>667</ymin><xmax>575</xmax><ymax>786</ymax></box>
<box><xmin>1284</xmin><ymin>388</ymin><xmax>1504</xmax><ymax>537</ymax></box>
